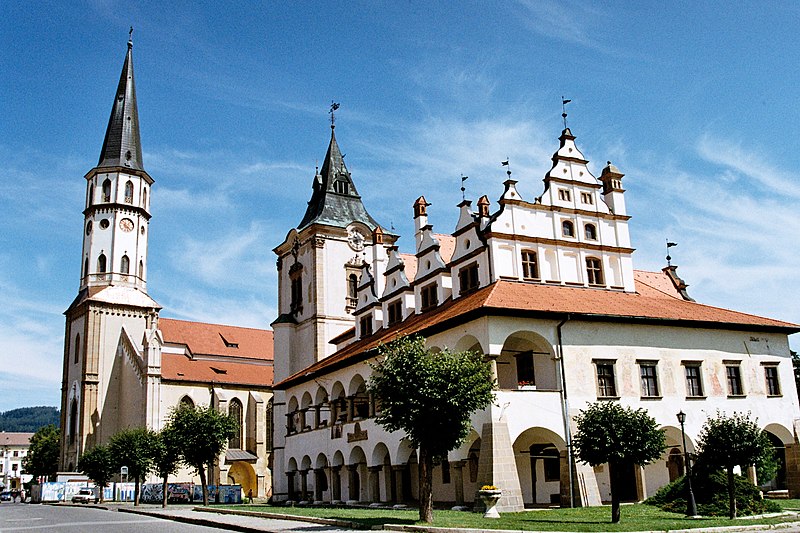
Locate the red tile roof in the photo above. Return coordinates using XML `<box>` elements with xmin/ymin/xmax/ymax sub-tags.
<box><xmin>0</xmin><ymin>433</ymin><xmax>34</xmax><ymax>446</ymax></box>
<box><xmin>275</xmin><ymin>273</ymin><xmax>798</xmax><ymax>389</ymax></box>
<box><xmin>159</xmin><ymin>318</ymin><xmax>273</xmax><ymax>387</ymax></box>
<box><xmin>159</xmin><ymin>318</ymin><xmax>273</xmax><ymax>361</ymax></box>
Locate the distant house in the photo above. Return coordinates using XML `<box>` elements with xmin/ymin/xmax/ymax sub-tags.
<box><xmin>1</xmin><ymin>432</ymin><xmax>34</xmax><ymax>489</ymax></box>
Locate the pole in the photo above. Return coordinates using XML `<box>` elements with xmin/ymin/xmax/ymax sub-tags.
<box><xmin>679</xmin><ymin>415</ymin><xmax>698</xmax><ymax>516</ymax></box>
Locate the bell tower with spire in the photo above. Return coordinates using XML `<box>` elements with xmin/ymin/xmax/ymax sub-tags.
<box><xmin>59</xmin><ymin>35</ymin><xmax>162</xmax><ymax>472</ymax></box>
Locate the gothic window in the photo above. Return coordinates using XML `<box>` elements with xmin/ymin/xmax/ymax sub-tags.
<box><xmin>74</xmin><ymin>333</ymin><xmax>81</xmax><ymax>364</ymax></box>
<box><xmin>120</xmin><ymin>255</ymin><xmax>130</xmax><ymax>275</ymax></box>
<box><xmin>265</xmin><ymin>398</ymin><xmax>273</xmax><ymax>452</ymax></box>
<box><xmin>124</xmin><ymin>181</ymin><xmax>133</xmax><ymax>204</ymax></box>
<box><xmin>333</xmin><ymin>180</ymin><xmax>349</xmax><ymax>194</ymax></box>
<box><xmin>87</xmin><ymin>183</ymin><xmax>94</xmax><ymax>207</ymax></box>
<box><xmin>69</xmin><ymin>399</ymin><xmax>78</xmax><ymax>445</ymax></box>
<box><xmin>83</xmin><ymin>258</ymin><xmax>88</xmax><ymax>281</ymax></box>
<box><xmin>347</xmin><ymin>273</ymin><xmax>359</xmax><ymax>308</ymax></box>
<box><xmin>521</xmin><ymin>250</ymin><xmax>539</xmax><ymax>279</ymax></box>
<box><xmin>586</xmin><ymin>257</ymin><xmax>604</xmax><ymax>285</ymax></box>
<box><xmin>229</xmin><ymin>398</ymin><xmax>243</xmax><ymax>449</ymax></box>
<box><xmin>726</xmin><ymin>364</ymin><xmax>744</xmax><ymax>396</ymax></box>
<box><xmin>142</xmin><ymin>188</ymin><xmax>147</xmax><ymax>209</ymax></box>
<box><xmin>360</xmin><ymin>315</ymin><xmax>373</xmax><ymax>337</ymax></box>
<box><xmin>594</xmin><ymin>360</ymin><xmax>617</xmax><ymax>398</ymax></box>
<box><xmin>179</xmin><ymin>396</ymin><xmax>194</xmax><ymax>408</ymax></box>
<box><xmin>584</xmin><ymin>223</ymin><xmax>597</xmax><ymax>240</ymax></box>
<box><xmin>458</xmin><ymin>263</ymin><xmax>479</xmax><ymax>294</ymax></box>
<box><xmin>764</xmin><ymin>365</ymin><xmax>781</xmax><ymax>396</ymax></box>
<box><xmin>684</xmin><ymin>363</ymin><xmax>704</xmax><ymax>397</ymax></box>
<box><xmin>562</xmin><ymin>220</ymin><xmax>575</xmax><ymax>237</ymax></box>
<box><xmin>639</xmin><ymin>362</ymin><xmax>660</xmax><ymax>397</ymax></box>
<box><xmin>139</xmin><ymin>260</ymin><xmax>144</xmax><ymax>279</ymax></box>
<box><xmin>558</xmin><ymin>189</ymin><xmax>571</xmax><ymax>202</ymax></box>
<box><xmin>387</xmin><ymin>300</ymin><xmax>402</xmax><ymax>326</ymax></box>
<box><xmin>420</xmin><ymin>283</ymin><xmax>438</xmax><ymax>310</ymax></box>
<box><xmin>102</xmin><ymin>179</ymin><xmax>111</xmax><ymax>202</ymax></box>
<box><xmin>97</xmin><ymin>253</ymin><xmax>107</xmax><ymax>274</ymax></box>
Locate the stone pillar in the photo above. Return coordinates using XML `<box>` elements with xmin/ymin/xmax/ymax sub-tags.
<box><xmin>634</xmin><ymin>464</ymin><xmax>647</xmax><ymax>501</ymax></box>
<box><xmin>485</xmin><ymin>354</ymin><xmax>499</xmax><ymax>385</ymax></box>
<box><xmin>746</xmin><ymin>465</ymin><xmax>758</xmax><ymax>486</ymax></box>
<box><xmin>287</xmin><ymin>471</ymin><xmax>296</xmax><ymax>501</ymax></box>
<box><xmin>382</xmin><ymin>463</ymin><xmax>393</xmax><ymax>502</ymax></box>
<box><xmin>475</xmin><ymin>420</ymin><xmax>524</xmax><ymax>512</ymax></box>
<box><xmin>331</xmin><ymin>466</ymin><xmax>342</xmax><ymax>502</ymax></box>
<box><xmin>329</xmin><ymin>400</ymin><xmax>338</xmax><ymax>424</ymax></box>
<box><xmin>346</xmin><ymin>397</ymin><xmax>354</xmax><ymax>423</ymax></box>
<box><xmin>368</xmin><ymin>393</ymin><xmax>376</xmax><ymax>418</ymax></box>
<box><xmin>786</xmin><ymin>443</ymin><xmax>800</xmax><ymax>498</ymax></box>
<box><xmin>300</xmin><ymin>469</ymin><xmax>309</xmax><ymax>501</ymax></box>
<box><xmin>392</xmin><ymin>465</ymin><xmax>405</xmax><ymax>502</ymax></box>
<box><xmin>348</xmin><ymin>464</ymin><xmax>360</xmax><ymax>501</ymax></box>
<box><xmin>314</xmin><ymin>468</ymin><xmax>325</xmax><ymax>502</ymax></box>
<box><xmin>368</xmin><ymin>466</ymin><xmax>382</xmax><ymax>502</ymax></box>
<box><xmin>314</xmin><ymin>405</ymin><xmax>321</xmax><ymax>429</ymax></box>
<box><xmin>452</xmin><ymin>460</ymin><xmax>465</xmax><ymax>505</ymax></box>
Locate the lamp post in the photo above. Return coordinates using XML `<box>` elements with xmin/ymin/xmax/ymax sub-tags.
<box><xmin>677</xmin><ymin>411</ymin><xmax>698</xmax><ymax>517</ymax></box>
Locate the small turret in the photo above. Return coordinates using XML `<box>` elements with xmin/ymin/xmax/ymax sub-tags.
<box><xmin>599</xmin><ymin>161</ymin><xmax>626</xmax><ymax>215</ymax></box>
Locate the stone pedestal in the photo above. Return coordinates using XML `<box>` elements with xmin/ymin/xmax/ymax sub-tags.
<box><xmin>475</xmin><ymin>420</ymin><xmax>524</xmax><ymax>512</ymax></box>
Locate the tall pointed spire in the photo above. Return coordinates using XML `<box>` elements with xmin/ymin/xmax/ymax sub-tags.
<box><xmin>97</xmin><ymin>34</ymin><xmax>144</xmax><ymax>171</ymax></box>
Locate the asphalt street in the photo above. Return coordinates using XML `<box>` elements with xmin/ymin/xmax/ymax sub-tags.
<box><xmin>0</xmin><ymin>501</ymin><xmax>226</xmax><ymax>532</ymax></box>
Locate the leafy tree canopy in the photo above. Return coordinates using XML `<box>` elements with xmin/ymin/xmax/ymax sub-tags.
<box><xmin>78</xmin><ymin>445</ymin><xmax>115</xmax><ymax>498</ymax></box>
<box><xmin>108</xmin><ymin>427</ymin><xmax>157</xmax><ymax>480</ymax></box>
<box><xmin>368</xmin><ymin>335</ymin><xmax>495</xmax><ymax>459</ymax></box>
<box><xmin>21</xmin><ymin>424</ymin><xmax>60</xmax><ymax>481</ymax></box>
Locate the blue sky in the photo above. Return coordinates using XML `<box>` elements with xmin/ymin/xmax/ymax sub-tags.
<box><xmin>2</xmin><ymin>1</ymin><xmax>799</xmax><ymax>412</ymax></box>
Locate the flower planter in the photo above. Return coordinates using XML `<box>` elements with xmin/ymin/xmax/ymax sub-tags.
<box><xmin>478</xmin><ymin>489</ymin><xmax>502</xmax><ymax>518</ymax></box>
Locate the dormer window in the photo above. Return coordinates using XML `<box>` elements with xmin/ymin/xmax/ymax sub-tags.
<box><xmin>347</xmin><ymin>273</ymin><xmax>359</xmax><ymax>308</ymax></box>
<box><xmin>521</xmin><ymin>250</ymin><xmax>539</xmax><ymax>280</ymax></box>
<box><xmin>458</xmin><ymin>263</ymin><xmax>479</xmax><ymax>294</ymax></box>
<box><xmin>334</xmin><ymin>180</ymin><xmax>349</xmax><ymax>194</ymax></box>
<box><xmin>580</xmin><ymin>192</ymin><xmax>594</xmax><ymax>205</ymax></box>
<box><xmin>562</xmin><ymin>220</ymin><xmax>575</xmax><ymax>237</ymax></box>
<box><xmin>586</xmin><ymin>257</ymin><xmax>604</xmax><ymax>285</ymax></box>
<box><xmin>387</xmin><ymin>300</ymin><xmax>402</xmax><ymax>325</ymax></box>
<box><xmin>584</xmin><ymin>223</ymin><xmax>597</xmax><ymax>240</ymax></box>
<box><xmin>421</xmin><ymin>283</ymin><xmax>438</xmax><ymax>310</ymax></box>
<box><xmin>558</xmin><ymin>189</ymin><xmax>571</xmax><ymax>202</ymax></box>
<box><xmin>360</xmin><ymin>316</ymin><xmax>373</xmax><ymax>337</ymax></box>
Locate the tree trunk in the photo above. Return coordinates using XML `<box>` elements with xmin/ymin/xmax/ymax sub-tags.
<box><xmin>199</xmin><ymin>466</ymin><xmax>209</xmax><ymax>506</ymax></box>
<box><xmin>609</xmin><ymin>462</ymin><xmax>621</xmax><ymax>524</ymax></box>
<box><xmin>418</xmin><ymin>445</ymin><xmax>434</xmax><ymax>523</ymax></box>
<box><xmin>134</xmin><ymin>475</ymin><xmax>140</xmax><ymax>506</ymax></box>
<box><xmin>162</xmin><ymin>476</ymin><xmax>169</xmax><ymax>508</ymax></box>
<box><xmin>98</xmin><ymin>484</ymin><xmax>104</xmax><ymax>503</ymax></box>
<box><xmin>727</xmin><ymin>467</ymin><xmax>736</xmax><ymax>519</ymax></box>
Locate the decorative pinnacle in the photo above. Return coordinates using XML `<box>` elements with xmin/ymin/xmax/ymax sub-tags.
<box><xmin>561</xmin><ymin>97</ymin><xmax>572</xmax><ymax>129</ymax></box>
<box><xmin>329</xmin><ymin>101</ymin><xmax>340</xmax><ymax>129</ymax></box>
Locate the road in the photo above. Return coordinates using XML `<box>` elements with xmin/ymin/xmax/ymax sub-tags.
<box><xmin>0</xmin><ymin>501</ymin><xmax>224</xmax><ymax>532</ymax></box>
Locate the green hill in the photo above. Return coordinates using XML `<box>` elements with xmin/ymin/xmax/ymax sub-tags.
<box><xmin>0</xmin><ymin>406</ymin><xmax>60</xmax><ymax>432</ymax></box>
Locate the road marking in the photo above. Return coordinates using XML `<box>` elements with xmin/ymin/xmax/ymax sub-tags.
<box><xmin>4</xmin><ymin>518</ymin><xmax>43</xmax><ymax>522</ymax></box>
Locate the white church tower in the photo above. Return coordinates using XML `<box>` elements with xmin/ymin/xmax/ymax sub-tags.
<box><xmin>59</xmin><ymin>36</ymin><xmax>162</xmax><ymax>471</ymax></box>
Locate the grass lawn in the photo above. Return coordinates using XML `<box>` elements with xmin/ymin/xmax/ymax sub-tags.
<box><xmin>221</xmin><ymin>501</ymin><xmax>800</xmax><ymax>532</ymax></box>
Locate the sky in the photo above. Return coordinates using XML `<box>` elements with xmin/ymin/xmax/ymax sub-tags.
<box><xmin>2</xmin><ymin>1</ymin><xmax>799</xmax><ymax>412</ymax></box>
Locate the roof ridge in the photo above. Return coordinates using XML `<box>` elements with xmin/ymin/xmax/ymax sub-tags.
<box><xmin>159</xmin><ymin>316</ymin><xmax>272</xmax><ymax>332</ymax></box>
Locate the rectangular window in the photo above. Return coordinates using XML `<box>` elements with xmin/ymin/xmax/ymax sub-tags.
<box><xmin>420</xmin><ymin>283</ymin><xmax>438</xmax><ymax>310</ymax></box>
<box><xmin>764</xmin><ymin>365</ymin><xmax>781</xmax><ymax>396</ymax></box>
<box><xmin>458</xmin><ymin>263</ymin><xmax>479</xmax><ymax>294</ymax></box>
<box><xmin>558</xmin><ymin>189</ymin><xmax>571</xmax><ymax>201</ymax></box>
<box><xmin>360</xmin><ymin>316</ymin><xmax>373</xmax><ymax>337</ymax></box>
<box><xmin>684</xmin><ymin>363</ymin><xmax>704</xmax><ymax>397</ymax></box>
<box><xmin>586</xmin><ymin>257</ymin><xmax>604</xmax><ymax>285</ymax></box>
<box><xmin>580</xmin><ymin>192</ymin><xmax>594</xmax><ymax>205</ymax></box>
<box><xmin>521</xmin><ymin>251</ymin><xmax>539</xmax><ymax>279</ymax></box>
<box><xmin>543</xmin><ymin>455</ymin><xmax>560</xmax><ymax>482</ymax></box>
<box><xmin>13</xmin><ymin>451</ymin><xmax>18</xmax><ymax>457</ymax></box>
<box><xmin>387</xmin><ymin>300</ymin><xmax>402</xmax><ymax>325</ymax></box>
<box><xmin>726</xmin><ymin>364</ymin><xmax>744</xmax><ymax>396</ymax></box>
<box><xmin>516</xmin><ymin>351</ymin><xmax>535</xmax><ymax>386</ymax></box>
<box><xmin>595</xmin><ymin>361</ymin><xmax>617</xmax><ymax>398</ymax></box>
<box><xmin>639</xmin><ymin>363</ymin><xmax>660</xmax><ymax>397</ymax></box>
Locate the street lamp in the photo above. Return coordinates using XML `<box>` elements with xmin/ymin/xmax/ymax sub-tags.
<box><xmin>676</xmin><ymin>410</ymin><xmax>698</xmax><ymax>517</ymax></box>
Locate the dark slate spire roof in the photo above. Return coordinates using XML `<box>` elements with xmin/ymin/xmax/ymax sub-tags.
<box><xmin>297</xmin><ymin>125</ymin><xmax>380</xmax><ymax>231</ymax></box>
<box><xmin>97</xmin><ymin>38</ymin><xmax>144</xmax><ymax>171</ymax></box>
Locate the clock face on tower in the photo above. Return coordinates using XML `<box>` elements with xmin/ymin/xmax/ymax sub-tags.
<box><xmin>119</xmin><ymin>218</ymin><xmax>134</xmax><ymax>232</ymax></box>
<box><xmin>347</xmin><ymin>228</ymin><xmax>365</xmax><ymax>251</ymax></box>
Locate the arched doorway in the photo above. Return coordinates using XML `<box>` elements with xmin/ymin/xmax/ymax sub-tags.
<box><xmin>227</xmin><ymin>461</ymin><xmax>257</xmax><ymax>497</ymax></box>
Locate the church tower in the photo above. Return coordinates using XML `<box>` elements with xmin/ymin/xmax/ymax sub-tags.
<box><xmin>59</xmin><ymin>36</ymin><xmax>162</xmax><ymax>471</ymax></box>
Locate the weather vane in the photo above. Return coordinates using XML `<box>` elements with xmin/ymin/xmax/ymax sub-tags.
<box><xmin>666</xmin><ymin>240</ymin><xmax>677</xmax><ymax>266</ymax></box>
<box><xmin>129</xmin><ymin>26</ymin><xmax>134</xmax><ymax>43</ymax></box>
<box><xmin>501</xmin><ymin>159</ymin><xmax>511</xmax><ymax>179</ymax></box>
<box><xmin>329</xmin><ymin>101</ymin><xmax>340</xmax><ymax>128</ymax></box>
<box><xmin>460</xmin><ymin>175</ymin><xmax>468</xmax><ymax>201</ymax></box>
<box><xmin>562</xmin><ymin>97</ymin><xmax>572</xmax><ymax>129</ymax></box>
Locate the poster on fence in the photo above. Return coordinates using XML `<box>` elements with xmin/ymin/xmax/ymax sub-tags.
<box><xmin>140</xmin><ymin>483</ymin><xmax>194</xmax><ymax>504</ymax></box>
<box><xmin>192</xmin><ymin>484</ymin><xmax>242</xmax><ymax>504</ymax></box>
<box><xmin>115</xmin><ymin>482</ymin><xmax>135</xmax><ymax>502</ymax></box>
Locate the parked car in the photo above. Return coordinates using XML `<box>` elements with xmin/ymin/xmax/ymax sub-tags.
<box><xmin>0</xmin><ymin>491</ymin><xmax>11</xmax><ymax>501</ymax></box>
<box><xmin>71</xmin><ymin>488</ymin><xmax>98</xmax><ymax>504</ymax></box>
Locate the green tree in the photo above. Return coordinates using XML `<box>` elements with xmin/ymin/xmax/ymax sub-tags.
<box><xmin>168</xmin><ymin>403</ymin><xmax>237</xmax><ymax>506</ymax></box>
<box><xmin>77</xmin><ymin>445</ymin><xmax>114</xmax><ymax>502</ymax></box>
<box><xmin>21</xmin><ymin>424</ymin><xmax>60</xmax><ymax>482</ymax></box>
<box><xmin>367</xmin><ymin>335</ymin><xmax>495</xmax><ymax>523</ymax></box>
<box><xmin>696</xmin><ymin>411</ymin><xmax>774</xmax><ymax>519</ymax></box>
<box><xmin>572</xmin><ymin>402</ymin><xmax>666</xmax><ymax>524</ymax></box>
<box><xmin>108</xmin><ymin>427</ymin><xmax>157</xmax><ymax>506</ymax></box>
<box><xmin>152</xmin><ymin>427</ymin><xmax>183</xmax><ymax>508</ymax></box>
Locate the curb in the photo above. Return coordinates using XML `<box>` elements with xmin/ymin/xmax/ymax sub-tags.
<box><xmin>383</xmin><ymin>520</ymin><xmax>800</xmax><ymax>533</ymax></box>
<box><xmin>194</xmin><ymin>507</ymin><xmax>370</xmax><ymax>529</ymax></box>
<box><xmin>118</xmin><ymin>507</ymin><xmax>271</xmax><ymax>533</ymax></box>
